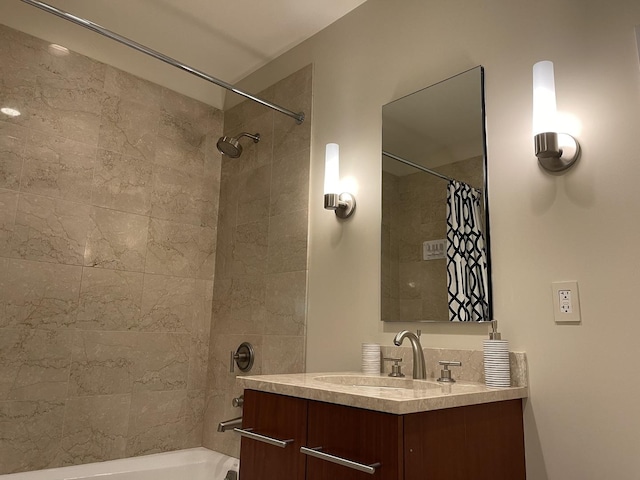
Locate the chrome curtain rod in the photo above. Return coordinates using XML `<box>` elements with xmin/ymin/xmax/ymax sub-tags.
<box><xmin>20</xmin><ymin>0</ymin><xmax>305</xmax><ymax>124</ymax></box>
<box><xmin>382</xmin><ymin>150</ymin><xmax>454</xmax><ymax>183</ymax></box>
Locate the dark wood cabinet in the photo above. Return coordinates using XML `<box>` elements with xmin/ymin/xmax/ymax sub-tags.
<box><xmin>239</xmin><ymin>389</ymin><xmax>308</xmax><ymax>480</ymax></box>
<box><xmin>239</xmin><ymin>389</ymin><xmax>525</xmax><ymax>480</ymax></box>
<box><xmin>306</xmin><ymin>400</ymin><xmax>403</xmax><ymax>480</ymax></box>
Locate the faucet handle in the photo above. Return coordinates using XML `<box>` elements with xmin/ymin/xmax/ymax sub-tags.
<box><xmin>383</xmin><ymin>357</ymin><xmax>405</xmax><ymax>378</ymax></box>
<box><xmin>437</xmin><ymin>360</ymin><xmax>462</xmax><ymax>383</ymax></box>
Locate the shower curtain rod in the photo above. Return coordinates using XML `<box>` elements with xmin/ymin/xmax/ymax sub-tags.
<box><xmin>20</xmin><ymin>0</ymin><xmax>305</xmax><ymax>124</ymax></box>
<box><xmin>382</xmin><ymin>150</ymin><xmax>454</xmax><ymax>183</ymax></box>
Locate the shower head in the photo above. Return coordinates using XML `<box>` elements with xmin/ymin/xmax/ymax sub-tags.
<box><xmin>216</xmin><ymin>132</ymin><xmax>260</xmax><ymax>158</ymax></box>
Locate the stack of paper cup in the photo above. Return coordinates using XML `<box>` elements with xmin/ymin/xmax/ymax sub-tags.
<box><xmin>483</xmin><ymin>340</ymin><xmax>510</xmax><ymax>387</ymax></box>
<box><xmin>362</xmin><ymin>343</ymin><xmax>381</xmax><ymax>375</ymax></box>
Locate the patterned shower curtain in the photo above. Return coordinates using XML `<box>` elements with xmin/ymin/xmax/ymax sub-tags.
<box><xmin>446</xmin><ymin>180</ymin><xmax>489</xmax><ymax>322</ymax></box>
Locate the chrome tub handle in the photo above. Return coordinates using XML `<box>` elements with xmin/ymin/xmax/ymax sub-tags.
<box><xmin>300</xmin><ymin>446</ymin><xmax>381</xmax><ymax>475</ymax></box>
<box><xmin>234</xmin><ymin>427</ymin><xmax>294</xmax><ymax>448</ymax></box>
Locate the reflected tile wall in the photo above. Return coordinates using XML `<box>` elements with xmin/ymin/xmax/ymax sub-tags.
<box><xmin>203</xmin><ymin>65</ymin><xmax>312</xmax><ymax>458</ymax></box>
<box><xmin>384</xmin><ymin>156</ymin><xmax>483</xmax><ymax>322</ymax></box>
<box><xmin>0</xmin><ymin>25</ymin><xmax>221</xmax><ymax>474</ymax></box>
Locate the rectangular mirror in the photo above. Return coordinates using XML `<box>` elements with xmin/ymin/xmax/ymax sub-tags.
<box><xmin>381</xmin><ymin>66</ymin><xmax>492</xmax><ymax>322</ymax></box>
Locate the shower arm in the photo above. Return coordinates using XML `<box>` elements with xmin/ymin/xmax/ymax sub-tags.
<box><xmin>20</xmin><ymin>0</ymin><xmax>305</xmax><ymax>124</ymax></box>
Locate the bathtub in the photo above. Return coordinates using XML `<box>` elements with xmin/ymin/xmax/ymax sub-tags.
<box><xmin>0</xmin><ymin>448</ymin><xmax>239</xmax><ymax>480</ymax></box>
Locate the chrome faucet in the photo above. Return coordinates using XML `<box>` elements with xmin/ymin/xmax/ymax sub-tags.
<box><xmin>393</xmin><ymin>330</ymin><xmax>426</xmax><ymax>379</ymax></box>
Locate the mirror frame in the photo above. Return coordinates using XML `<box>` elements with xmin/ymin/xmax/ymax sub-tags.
<box><xmin>381</xmin><ymin>66</ymin><xmax>492</xmax><ymax>323</ymax></box>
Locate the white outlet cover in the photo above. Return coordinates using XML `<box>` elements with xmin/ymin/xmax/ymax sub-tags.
<box><xmin>552</xmin><ymin>281</ymin><xmax>581</xmax><ymax>323</ymax></box>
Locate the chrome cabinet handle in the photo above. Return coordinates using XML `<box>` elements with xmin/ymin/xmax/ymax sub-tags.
<box><xmin>300</xmin><ymin>446</ymin><xmax>381</xmax><ymax>475</ymax></box>
<box><xmin>234</xmin><ymin>427</ymin><xmax>294</xmax><ymax>448</ymax></box>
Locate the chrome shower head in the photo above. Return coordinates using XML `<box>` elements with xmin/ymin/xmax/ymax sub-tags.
<box><xmin>216</xmin><ymin>132</ymin><xmax>260</xmax><ymax>158</ymax></box>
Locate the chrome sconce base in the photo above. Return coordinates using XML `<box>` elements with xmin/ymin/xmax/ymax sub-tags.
<box><xmin>324</xmin><ymin>193</ymin><xmax>356</xmax><ymax>219</ymax></box>
<box><xmin>535</xmin><ymin>132</ymin><xmax>581</xmax><ymax>172</ymax></box>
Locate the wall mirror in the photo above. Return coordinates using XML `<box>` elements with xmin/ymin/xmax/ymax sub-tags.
<box><xmin>381</xmin><ymin>66</ymin><xmax>492</xmax><ymax>323</ymax></box>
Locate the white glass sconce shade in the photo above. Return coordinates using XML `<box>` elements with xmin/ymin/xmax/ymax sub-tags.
<box><xmin>323</xmin><ymin>143</ymin><xmax>356</xmax><ymax>219</ymax></box>
<box><xmin>532</xmin><ymin>61</ymin><xmax>557</xmax><ymax>135</ymax></box>
<box><xmin>324</xmin><ymin>143</ymin><xmax>340</xmax><ymax>194</ymax></box>
<box><xmin>532</xmin><ymin>61</ymin><xmax>580</xmax><ymax>173</ymax></box>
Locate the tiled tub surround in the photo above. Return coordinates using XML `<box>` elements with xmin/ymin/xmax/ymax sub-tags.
<box><xmin>202</xmin><ymin>65</ymin><xmax>312</xmax><ymax>459</ymax></box>
<box><xmin>0</xmin><ymin>25</ymin><xmax>222</xmax><ymax>473</ymax></box>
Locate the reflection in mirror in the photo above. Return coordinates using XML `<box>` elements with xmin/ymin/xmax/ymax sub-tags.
<box><xmin>381</xmin><ymin>66</ymin><xmax>491</xmax><ymax>323</ymax></box>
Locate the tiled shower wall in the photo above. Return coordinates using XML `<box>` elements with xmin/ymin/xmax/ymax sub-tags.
<box><xmin>203</xmin><ymin>66</ymin><xmax>312</xmax><ymax>458</ymax></box>
<box><xmin>0</xmin><ymin>25</ymin><xmax>222</xmax><ymax>473</ymax></box>
<box><xmin>381</xmin><ymin>156</ymin><xmax>483</xmax><ymax>322</ymax></box>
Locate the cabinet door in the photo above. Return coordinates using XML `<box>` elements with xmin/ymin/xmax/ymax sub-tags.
<box><xmin>239</xmin><ymin>389</ymin><xmax>308</xmax><ymax>480</ymax></box>
<box><xmin>304</xmin><ymin>400</ymin><xmax>403</xmax><ymax>480</ymax></box>
<box><xmin>404</xmin><ymin>399</ymin><xmax>526</xmax><ymax>480</ymax></box>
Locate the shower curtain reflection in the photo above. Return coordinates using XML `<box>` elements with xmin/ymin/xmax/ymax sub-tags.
<box><xmin>446</xmin><ymin>180</ymin><xmax>489</xmax><ymax>322</ymax></box>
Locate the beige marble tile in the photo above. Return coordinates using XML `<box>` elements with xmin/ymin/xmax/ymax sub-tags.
<box><xmin>271</xmin><ymin>65</ymin><xmax>313</xmax><ymax>107</ymax></box>
<box><xmin>214</xmin><ymin>276</ymin><xmax>266</xmax><ymax>335</ymax></box>
<box><xmin>0</xmin><ymin>258</ymin><xmax>81</xmax><ymax>329</ymax></box>
<box><xmin>21</xmin><ymin>131</ymin><xmax>96</xmax><ymax>203</ymax></box>
<box><xmin>59</xmin><ymin>394</ymin><xmax>130</xmax><ymax>465</ymax></box>
<box><xmin>0</xmin><ymin>189</ymin><xmax>18</xmax><ymax>255</ymax></box>
<box><xmin>139</xmin><ymin>274</ymin><xmax>197</xmax><ymax>333</ymax></box>
<box><xmin>265</xmin><ymin>271</ymin><xmax>307</xmax><ymax>336</ymax></box>
<box><xmin>185</xmin><ymin>390</ymin><xmax>205</xmax><ymax>448</ymax></box>
<box><xmin>201</xmin><ymin>140</ymin><xmax>222</xmax><ymax>229</ymax></box>
<box><xmin>28</xmin><ymin>53</ymin><xmax>105</xmax><ymax>145</ymax></box>
<box><xmin>207</xmin><ymin>334</ymin><xmax>262</xmax><ymax>392</ymax></box>
<box><xmin>160</xmin><ymin>88</ymin><xmax>218</xmax><ymax>131</ymax></box>
<box><xmin>193</xmin><ymin>279</ymin><xmax>214</xmax><ymax>338</ymax></box>
<box><xmin>91</xmin><ymin>149</ymin><xmax>153</xmax><ymax>215</ymax></box>
<box><xmin>11</xmin><ymin>194</ymin><xmax>90</xmax><ymax>265</ymax></box>
<box><xmin>0</xmin><ymin>121</ymin><xmax>27</xmax><ymax>190</ymax></box>
<box><xmin>150</xmin><ymin>164</ymin><xmax>213</xmax><ymax>227</ymax></box>
<box><xmin>262</xmin><ymin>335</ymin><xmax>306</xmax><ymax>375</ymax></box>
<box><xmin>270</xmin><ymin>147</ymin><xmax>310</xmax><ymax>217</ymax></box>
<box><xmin>202</xmin><ymin>390</ymin><xmax>242</xmax><ymax>459</ymax></box>
<box><xmin>231</xmin><ymin>220</ymin><xmax>268</xmax><ymax>277</ymax></box>
<box><xmin>211</xmin><ymin>277</ymin><xmax>232</xmax><ymax>331</ymax></box>
<box><xmin>267</xmin><ymin>209</ymin><xmax>308</xmax><ymax>274</ymax></box>
<box><xmin>154</xmin><ymin>111</ymin><xmax>209</xmax><ymax>174</ymax></box>
<box><xmin>126</xmin><ymin>389</ymin><xmax>187</xmax><ymax>456</ymax></box>
<box><xmin>0</xmin><ymin>329</ymin><xmax>72</xmax><ymax>401</ymax></box>
<box><xmin>212</xmin><ymin>175</ymin><xmax>239</xmax><ymax>280</ymax></box>
<box><xmin>236</xmin><ymin>164</ymin><xmax>271</xmax><ymax>225</ymax></box>
<box><xmin>98</xmin><ymin>95</ymin><xmax>158</xmax><ymax>161</ymax></box>
<box><xmin>0</xmin><ymin>400</ymin><xmax>65</xmax><ymax>474</ymax></box>
<box><xmin>76</xmin><ymin>268</ymin><xmax>144</xmax><ymax>331</ymax></box>
<box><xmin>84</xmin><ymin>207</ymin><xmax>149</xmax><ymax>272</ymax></box>
<box><xmin>146</xmin><ymin>219</ymin><xmax>216</xmax><ymax>279</ymax></box>
<box><xmin>103</xmin><ymin>66</ymin><xmax>163</xmax><ymax>107</ymax></box>
<box><xmin>273</xmin><ymin>92</ymin><xmax>311</xmax><ymax>159</ymax></box>
<box><xmin>69</xmin><ymin>331</ymin><xmax>190</xmax><ymax>396</ymax></box>
<box><xmin>188</xmin><ymin>333</ymin><xmax>210</xmax><ymax>392</ymax></box>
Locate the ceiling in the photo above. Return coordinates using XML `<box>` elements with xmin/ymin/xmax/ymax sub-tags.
<box><xmin>0</xmin><ymin>0</ymin><xmax>368</xmax><ymax>109</ymax></box>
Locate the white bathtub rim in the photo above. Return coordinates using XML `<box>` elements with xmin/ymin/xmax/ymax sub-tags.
<box><xmin>0</xmin><ymin>447</ymin><xmax>239</xmax><ymax>480</ymax></box>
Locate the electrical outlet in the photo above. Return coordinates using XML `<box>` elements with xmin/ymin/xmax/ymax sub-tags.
<box><xmin>552</xmin><ymin>281</ymin><xmax>581</xmax><ymax>323</ymax></box>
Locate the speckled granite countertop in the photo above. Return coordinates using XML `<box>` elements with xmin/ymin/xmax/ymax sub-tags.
<box><xmin>236</xmin><ymin>372</ymin><xmax>528</xmax><ymax>415</ymax></box>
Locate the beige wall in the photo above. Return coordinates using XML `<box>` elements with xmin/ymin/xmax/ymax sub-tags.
<box><xmin>0</xmin><ymin>25</ymin><xmax>221</xmax><ymax>473</ymax></box>
<box><xmin>202</xmin><ymin>66</ymin><xmax>312</xmax><ymax>458</ymax></box>
<box><xmin>230</xmin><ymin>0</ymin><xmax>640</xmax><ymax>478</ymax></box>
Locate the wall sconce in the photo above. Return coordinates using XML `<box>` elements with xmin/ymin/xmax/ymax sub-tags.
<box><xmin>533</xmin><ymin>61</ymin><xmax>581</xmax><ymax>172</ymax></box>
<box><xmin>323</xmin><ymin>143</ymin><xmax>356</xmax><ymax>219</ymax></box>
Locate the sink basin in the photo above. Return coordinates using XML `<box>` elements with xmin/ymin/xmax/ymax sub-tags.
<box><xmin>313</xmin><ymin>374</ymin><xmax>443</xmax><ymax>391</ymax></box>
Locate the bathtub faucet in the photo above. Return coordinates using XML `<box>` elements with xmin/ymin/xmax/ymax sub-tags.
<box><xmin>217</xmin><ymin>416</ymin><xmax>243</xmax><ymax>432</ymax></box>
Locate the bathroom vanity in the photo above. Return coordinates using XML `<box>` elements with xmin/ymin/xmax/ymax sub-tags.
<box><xmin>235</xmin><ymin>373</ymin><xmax>527</xmax><ymax>480</ymax></box>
